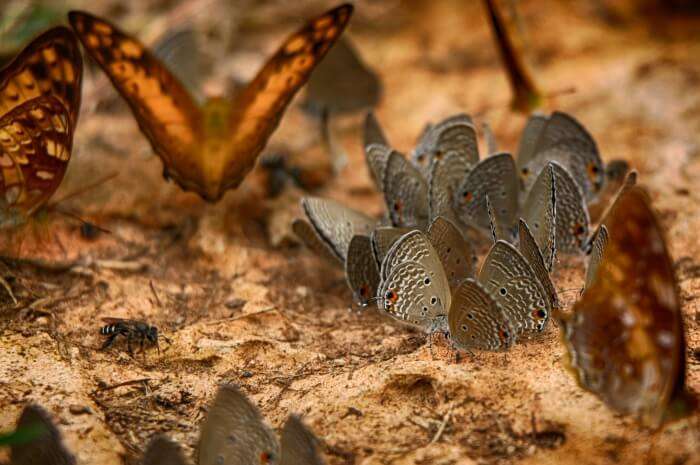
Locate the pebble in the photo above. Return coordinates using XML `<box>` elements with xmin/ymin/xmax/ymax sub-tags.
<box><xmin>69</xmin><ymin>404</ymin><xmax>92</xmax><ymax>415</ymax></box>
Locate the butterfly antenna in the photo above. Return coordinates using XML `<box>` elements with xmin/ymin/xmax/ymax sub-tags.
<box><xmin>52</xmin><ymin>207</ymin><xmax>112</xmax><ymax>235</ymax></box>
<box><xmin>51</xmin><ymin>172</ymin><xmax>118</xmax><ymax>205</ymax></box>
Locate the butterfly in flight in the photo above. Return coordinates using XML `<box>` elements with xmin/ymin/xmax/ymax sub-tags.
<box><xmin>68</xmin><ymin>4</ymin><xmax>353</xmax><ymax>202</ymax></box>
<box><xmin>0</xmin><ymin>27</ymin><xmax>83</xmax><ymax>229</ymax></box>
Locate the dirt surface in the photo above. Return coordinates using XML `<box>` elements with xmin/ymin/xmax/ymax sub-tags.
<box><xmin>1</xmin><ymin>1</ymin><xmax>700</xmax><ymax>464</ymax></box>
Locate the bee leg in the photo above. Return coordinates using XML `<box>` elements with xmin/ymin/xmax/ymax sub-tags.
<box><xmin>126</xmin><ymin>333</ymin><xmax>134</xmax><ymax>357</ymax></box>
<box><xmin>101</xmin><ymin>334</ymin><xmax>118</xmax><ymax>351</ymax></box>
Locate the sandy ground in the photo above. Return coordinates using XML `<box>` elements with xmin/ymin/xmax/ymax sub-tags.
<box><xmin>1</xmin><ymin>0</ymin><xmax>700</xmax><ymax>464</ymax></box>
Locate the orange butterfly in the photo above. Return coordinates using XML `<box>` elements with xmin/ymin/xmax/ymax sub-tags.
<box><xmin>0</xmin><ymin>27</ymin><xmax>83</xmax><ymax>228</ymax></box>
<box><xmin>68</xmin><ymin>4</ymin><xmax>353</xmax><ymax>202</ymax></box>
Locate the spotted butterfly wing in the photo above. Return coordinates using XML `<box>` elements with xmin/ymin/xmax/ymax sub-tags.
<box><xmin>412</xmin><ymin>114</ymin><xmax>478</xmax><ymax>178</ymax></box>
<box><xmin>143</xmin><ymin>435</ymin><xmax>187</xmax><ymax>465</ymax></box>
<box><xmin>382</xmin><ymin>150</ymin><xmax>429</xmax><ymax>229</ymax></box>
<box><xmin>10</xmin><ymin>404</ymin><xmax>76</xmax><ymax>465</ymax></box>
<box><xmin>516</xmin><ymin>113</ymin><xmax>547</xmax><ymax>176</ymax></box>
<box><xmin>293</xmin><ymin>218</ymin><xmax>343</xmax><ymax>265</ymax></box>
<box><xmin>301</xmin><ymin>197</ymin><xmax>375</xmax><ymax>261</ymax></box>
<box><xmin>427</xmin><ymin>152</ymin><xmax>470</xmax><ymax>225</ymax></box>
<box><xmin>521</xmin><ymin>162</ymin><xmax>556</xmax><ymax>270</ymax></box>
<box><xmin>584</xmin><ymin>224</ymin><xmax>607</xmax><ymax>290</ymax></box>
<box><xmin>550</xmin><ymin>161</ymin><xmax>589</xmax><ymax>253</ymax></box>
<box><xmin>478</xmin><ymin>240</ymin><xmax>550</xmax><ymax>335</ymax></box>
<box><xmin>363</xmin><ymin>111</ymin><xmax>387</xmax><ymax>148</ymax></box>
<box><xmin>198</xmin><ymin>384</ymin><xmax>279</xmax><ymax>465</ymax></box>
<box><xmin>427</xmin><ymin>216</ymin><xmax>476</xmax><ymax>290</ymax></box>
<box><xmin>453</xmin><ymin>152</ymin><xmax>518</xmax><ymax>236</ymax></box>
<box><xmin>370</xmin><ymin>226</ymin><xmax>412</xmax><ymax>265</ymax></box>
<box><xmin>518</xmin><ymin>219</ymin><xmax>559</xmax><ymax>310</ymax></box>
<box><xmin>559</xmin><ymin>187</ymin><xmax>693</xmax><ymax>427</ymax></box>
<box><xmin>377</xmin><ymin>230</ymin><xmax>451</xmax><ymax>332</ymax></box>
<box><xmin>0</xmin><ymin>27</ymin><xmax>82</xmax><ymax>127</ymax></box>
<box><xmin>345</xmin><ymin>234</ymin><xmax>380</xmax><ymax>307</ymax></box>
<box><xmin>279</xmin><ymin>416</ymin><xmax>325</xmax><ymax>465</ymax></box>
<box><xmin>364</xmin><ymin>143</ymin><xmax>391</xmax><ymax>191</ymax></box>
<box><xmin>69</xmin><ymin>5</ymin><xmax>353</xmax><ymax>201</ymax></box>
<box><xmin>448</xmin><ymin>278</ymin><xmax>514</xmax><ymax>351</ymax></box>
<box><xmin>0</xmin><ymin>96</ymin><xmax>74</xmax><ymax>228</ymax></box>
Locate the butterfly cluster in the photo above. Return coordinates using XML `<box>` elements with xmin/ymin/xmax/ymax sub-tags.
<box><xmin>8</xmin><ymin>384</ymin><xmax>327</xmax><ymax>465</ymax></box>
<box><xmin>295</xmin><ymin>110</ymin><xmax>694</xmax><ymax>426</ymax></box>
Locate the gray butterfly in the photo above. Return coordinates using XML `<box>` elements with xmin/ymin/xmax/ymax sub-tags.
<box><xmin>584</xmin><ymin>224</ymin><xmax>608</xmax><ymax>290</ymax></box>
<box><xmin>588</xmin><ymin>164</ymin><xmax>635</xmax><ymax>224</ymax></box>
<box><xmin>382</xmin><ymin>151</ymin><xmax>429</xmax><ymax>229</ymax></box>
<box><xmin>293</xmin><ymin>219</ymin><xmax>344</xmax><ymax>265</ymax></box>
<box><xmin>199</xmin><ymin>384</ymin><xmax>325</xmax><ymax>465</ymax></box>
<box><xmin>376</xmin><ymin>230</ymin><xmax>452</xmax><ymax>332</ymax></box>
<box><xmin>453</xmin><ymin>152</ymin><xmax>519</xmax><ymax>239</ymax></box>
<box><xmin>300</xmin><ymin>197</ymin><xmax>376</xmax><ymax>261</ymax></box>
<box><xmin>412</xmin><ymin>114</ymin><xmax>479</xmax><ymax>178</ymax></box>
<box><xmin>302</xmin><ymin>37</ymin><xmax>381</xmax><ymax>116</ymax></box>
<box><xmin>515</xmin><ymin>113</ymin><xmax>548</xmax><ymax>175</ymax></box>
<box><xmin>371</xmin><ymin>226</ymin><xmax>413</xmax><ymax>265</ymax></box>
<box><xmin>478</xmin><ymin>240</ymin><xmax>550</xmax><ymax>335</ymax></box>
<box><xmin>363</xmin><ymin>111</ymin><xmax>388</xmax><ymax>148</ymax></box>
<box><xmin>549</xmin><ymin>161</ymin><xmax>589</xmax><ymax>253</ymax></box>
<box><xmin>364</xmin><ymin>143</ymin><xmax>392</xmax><ymax>191</ymax></box>
<box><xmin>426</xmin><ymin>216</ymin><xmax>477</xmax><ymax>290</ymax></box>
<box><xmin>448</xmin><ymin>278</ymin><xmax>514</xmax><ymax>351</ymax></box>
<box><xmin>519</xmin><ymin>112</ymin><xmax>604</xmax><ymax>201</ymax></box>
<box><xmin>521</xmin><ymin>162</ymin><xmax>556</xmax><ymax>269</ymax></box>
<box><xmin>10</xmin><ymin>404</ymin><xmax>76</xmax><ymax>465</ymax></box>
<box><xmin>142</xmin><ymin>435</ymin><xmax>187</xmax><ymax>465</ymax></box>
<box><xmin>518</xmin><ymin>219</ymin><xmax>559</xmax><ymax>311</ymax></box>
<box><xmin>345</xmin><ymin>234</ymin><xmax>380</xmax><ymax>307</ymax></box>
<box><xmin>481</xmin><ymin>121</ymin><xmax>498</xmax><ymax>155</ymax></box>
<box><xmin>427</xmin><ymin>151</ymin><xmax>470</xmax><ymax>225</ymax></box>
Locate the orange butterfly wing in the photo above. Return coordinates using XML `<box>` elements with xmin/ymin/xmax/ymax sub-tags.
<box><xmin>0</xmin><ymin>27</ymin><xmax>82</xmax><ymax>128</ymax></box>
<box><xmin>561</xmin><ymin>186</ymin><xmax>686</xmax><ymax>427</ymax></box>
<box><xmin>0</xmin><ymin>96</ymin><xmax>74</xmax><ymax>225</ymax></box>
<box><xmin>68</xmin><ymin>11</ymin><xmax>203</xmax><ymax>192</ymax></box>
<box><xmin>221</xmin><ymin>4</ymin><xmax>354</xmax><ymax>194</ymax></box>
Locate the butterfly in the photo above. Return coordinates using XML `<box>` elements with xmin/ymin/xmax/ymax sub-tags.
<box><xmin>0</xmin><ymin>27</ymin><xmax>82</xmax><ymax>228</ymax></box>
<box><xmin>10</xmin><ymin>404</ymin><xmax>76</xmax><ymax>465</ymax></box>
<box><xmin>559</xmin><ymin>186</ymin><xmax>695</xmax><ymax>428</ymax></box>
<box><xmin>68</xmin><ymin>5</ymin><xmax>353</xmax><ymax>202</ymax></box>
<box><xmin>197</xmin><ymin>384</ymin><xmax>326</xmax><ymax>465</ymax></box>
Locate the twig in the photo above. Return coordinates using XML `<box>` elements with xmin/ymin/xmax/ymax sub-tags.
<box><xmin>429</xmin><ymin>402</ymin><xmax>454</xmax><ymax>445</ymax></box>
<box><xmin>0</xmin><ymin>276</ymin><xmax>17</xmax><ymax>304</ymax></box>
<box><xmin>203</xmin><ymin>307</ymin><xmax>277</xmax><ymax>325</ymax></box>
<box><xmin>94</xmin><ymin>378</ymin><xmax>151</xmax><ymax>393</ymax></box>
<box><xmin>149</xmin><ymin>280</ymin><xmax>163</xmax><ymax>307</ymax></box>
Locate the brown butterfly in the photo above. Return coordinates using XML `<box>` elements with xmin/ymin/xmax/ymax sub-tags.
<box><xmin>68</xmin><ymin>5</ymin><xmax>353</xmax><ymax>202</ymax></box>
<box><xmin>559</xmin><ymin>186</ymin><xmax>695</xmax><ymax>428</ymax></box>
<box><xmin>0</xmin><ymin>27</ymin><xmax>83</xmax><ymax>228</ymax></box>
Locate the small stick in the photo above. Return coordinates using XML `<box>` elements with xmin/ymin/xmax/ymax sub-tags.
<box><xmin>204</xmin><ymin>307</ymin><xmax>277</xmax><ymax>325</ymax></box>
<box><xmin>429</xmin><ymin>403</ymin><xmax>454</xmax><ymax>445</ymax></box>
<box><xmin>94</xmin><ymin>378</ymin><xmax>151</xmax><ymax>393</ymax></box>
<box><xmin>0</xmin><ymin>276</ymin><xmax>17</xmax><ymax>304</ymax></box>
<box><xmin>149</xmin><ymin>280</ymin><xmax>163</xmax><ymax>307</ymax></box>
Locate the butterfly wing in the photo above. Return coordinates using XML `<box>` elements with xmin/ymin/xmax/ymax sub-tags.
<box><xmin>382</xmin><ymin>150</ymin><xmax>429</xmax><ymax>229</ymax></box>
<box><xmin>279</xmin><ymin>416</ymin><xmax>325</xmax><ymax>465</ymax></box>
<box><xmin>521</xmin><ymin>162</ymin><xmax>557</xmax><ymax>269</ymax></box>
<box><xmin>453</xmin><ymin>152</ymin><xmax>518</xmax><ymax>235</ymax></box>
<box><xmin>560</xmin><ymin>187</ymin><xmax>687</xmax><ymax>427</ymax></box>
<box><xmin>583</xmin><ymin>224</ymin><xmax>607</xmax><ymax>290</ymax></box>
<box><xmin>68</xmin><ymin>11</ymin><xmax>203</xmax><ymax>193</ymax></box>
<box><xmin>412</xmin><ymin>114</ymin><xmax>478</xmax><ymax>178</ymax></box>
<box><xmin>142</xmin><ymin>435</ymin><xmax>187</xmax><ymax>465</ymax></box>
<box><xmin>345</xmin><ymin>234</ymin><xmax>380</xmax><ymax>307</ymax></box>
<box><xmin>363</xmin><ymin>111</ymin><xmax>388</xmax><ymax>148</ymax></box>
<box><xmin>478</xmin><ymin>240</ymin><xmax>550</xmax><ymax>334</ymax></box>
<box><xmin>516</xmin><ymin>113</ymin><xmax>547</xmax><ymax>175</ymax></box>
<box><xmin>222</xmin><ymin>4</ymin><xmax>353</xmax><ymax>193</ymax></box>
<box><xmin>0</xmin><ymin>96</ymin><xmax>73</xmax><ymax>226</ymax></box>
<box><xmin>293</xmin><ymin>218</ymin><xmax>344</xmax><ymax>265</ymax></box>
<box><xmin>301</xmin><ymin>196</ymin><xmax>375</xmax><ymax>261</ymax></box>
<box><xmin>427</xmin><ymin>152</ymin><xmax>470</xmax><ymax>225</ymax></box>
<box><xmin>518</xmin><ymin>219</ymin><xmax>559</xmax><ymax>311</ymax></box>
<box><xmin>448</xmin><ymin>278</ymin><xmax>514</xmax><ymax>351</ymax></box>
<box><xmin>427</xmin><ymin>216</ymin><xmax>476</xmax><ymax>290</ymax></box>
<box><xmin>364</xmin><ymin>143</ymin><xmax>392</xmax><ymax>191</ymax></box>
<box><xmin>370</xmin><ymin>226</ymin><xmax>412</xmax><ymax>265</ymax></box>
<box><xmin>550</xmin><ymin>161</ymin><xmax>589</xmax><ymax>253</ymax></box>
<box><xmin>10</xmin><ymin>404</ymin><xmax>76</xmax><ymax>465</ymax></box>
<box><xmin>0</xmin><ymin>26</ymin><xmax>82</xmax><ymax>127</ymax></box>
<box><xmin>198</xmin><ymin>384</ymin><xmax>279</xmax><ymax>465</ymax></box>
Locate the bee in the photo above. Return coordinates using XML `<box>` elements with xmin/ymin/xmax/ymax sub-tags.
<box><xmin>99</xmin><ymin>318</ymin><xmax>160</xmax><ymax>356</ymax></box>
